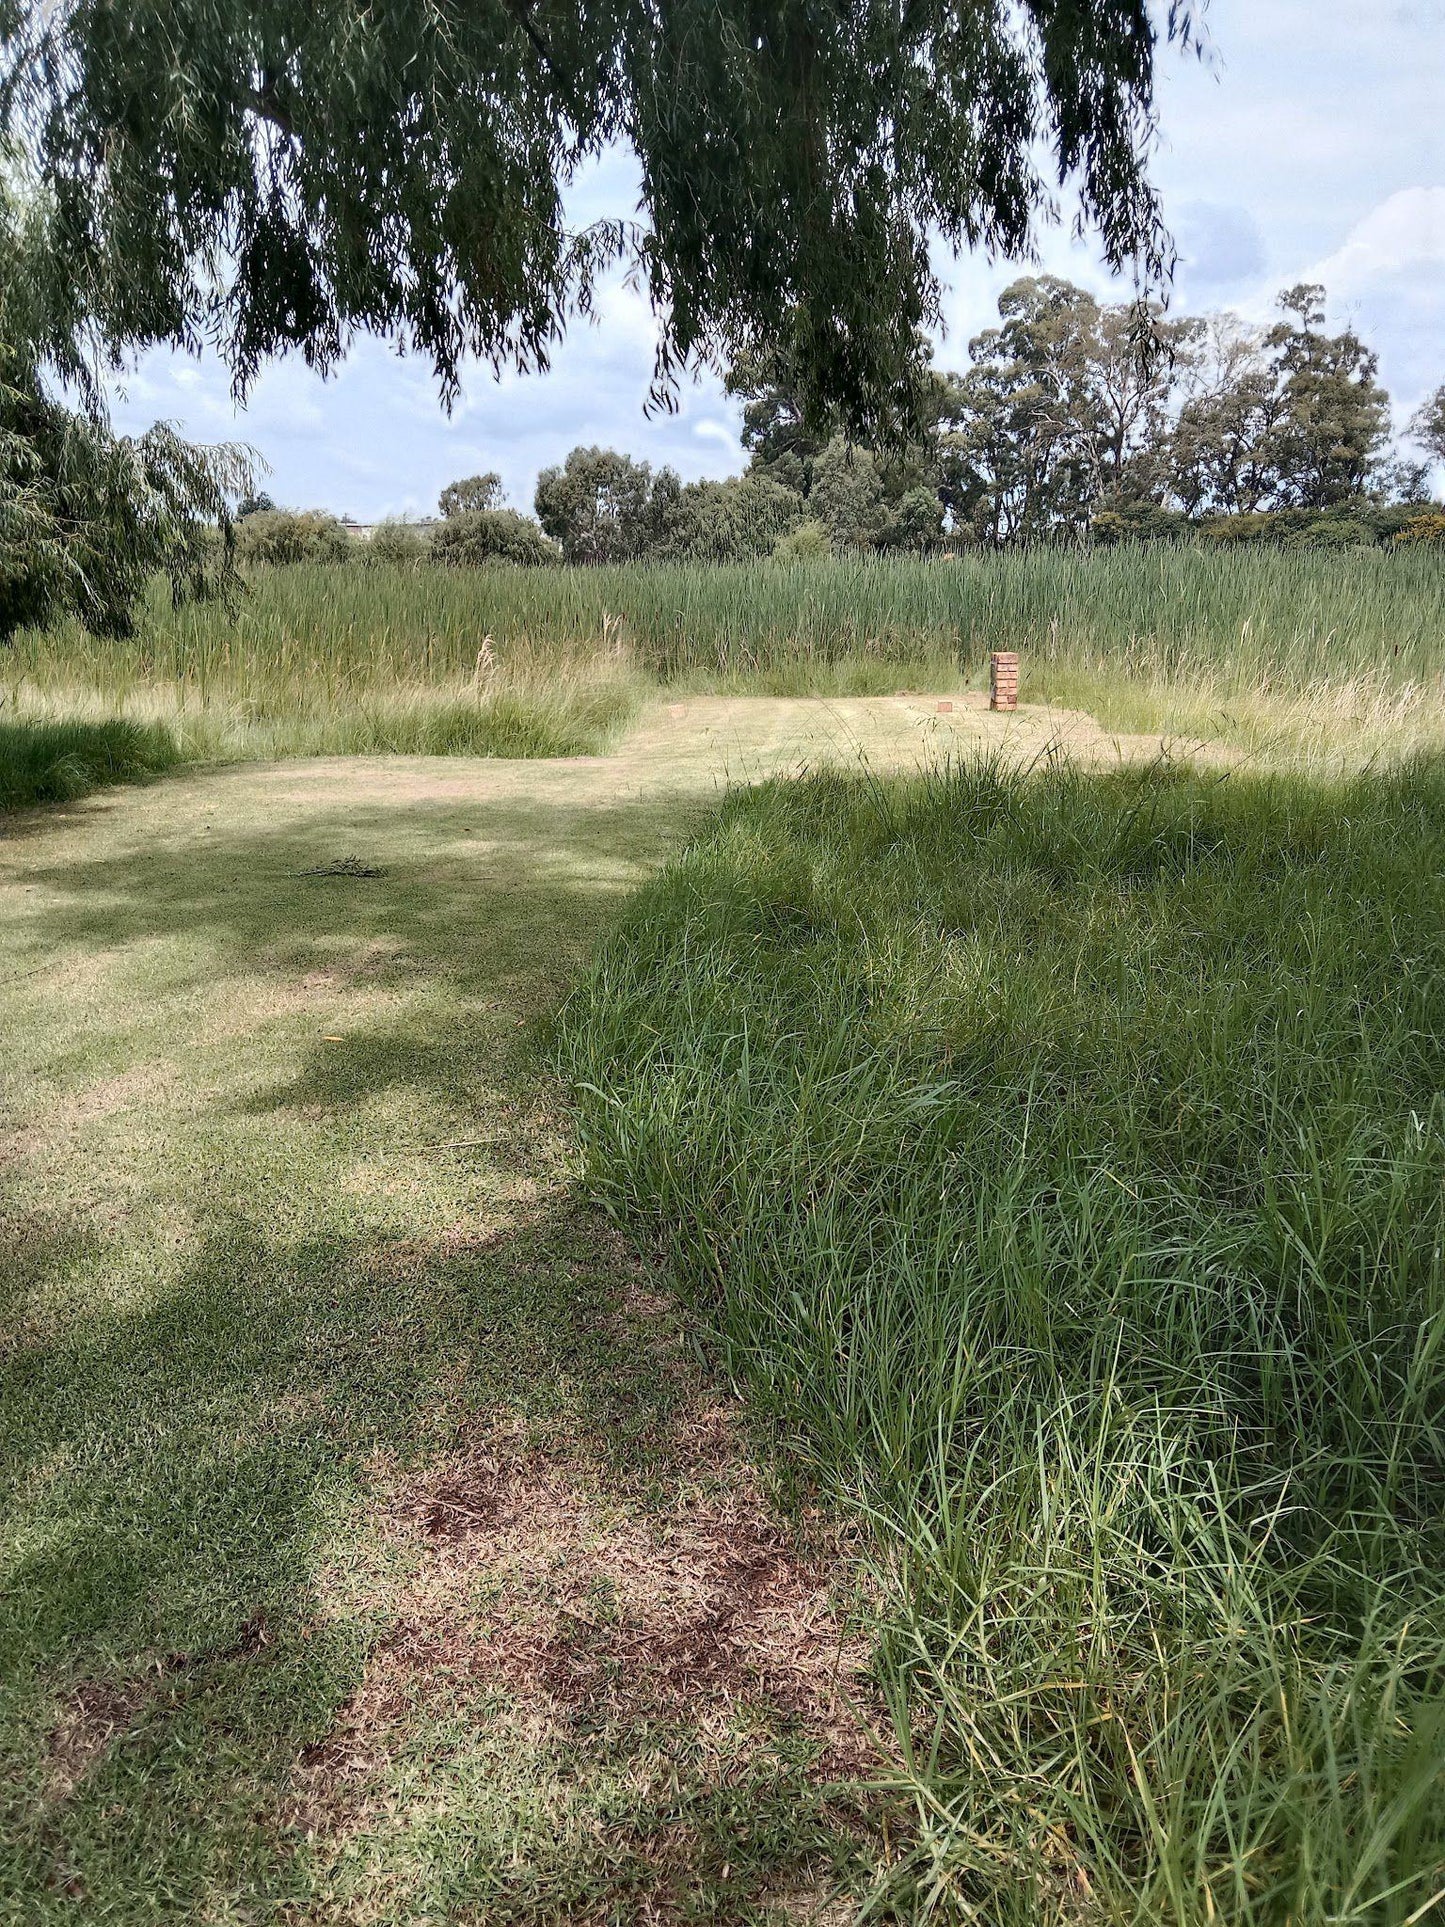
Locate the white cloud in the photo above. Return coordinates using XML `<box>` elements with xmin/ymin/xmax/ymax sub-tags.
<box><xmin>1218</xmin><ymin>190</ymin><xmax>1445</xmax><ymax>411</ymax></box>
<box><xmin>1302</xmin><ymin>187</ymin><xmax>1445</xmax><ymax>293</ymax></box>
<box><xmin>692</xmin><ymin>418</ymin><xmax>741</xmax><ymax>456</ymax></box>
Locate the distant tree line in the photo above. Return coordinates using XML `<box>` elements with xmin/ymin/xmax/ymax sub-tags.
<box><xmin>730</xmin><ymin>276</ymin><xmax>1444</xmax><ymax>551</ymax></box>
<box><xmin>249</xmin><ymin>276</ymin><xmax>1440</xmax><ymax>570</ymax></box>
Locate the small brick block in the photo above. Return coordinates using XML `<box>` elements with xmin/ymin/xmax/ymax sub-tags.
<box><xmin>989</xmin><ymin>651</ymin><xmax>1020</xmax><ymax>711</ymax></box>
<box><xmin>936</xmin><ymin>699</ymin><xmax>953</xmax><ymax>714</ymax></box>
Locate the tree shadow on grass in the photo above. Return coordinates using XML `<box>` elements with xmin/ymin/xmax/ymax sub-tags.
<box><xmin>3</xmin><ymin>787</ymin><xmax>702</xmax><ymax>1001</ymax></box>
<box><xmin>1</xmin><ymin>1189</ymin><xmax>783</xmax><ymax>1919</ymax></box>
<box><xmin>0</xmin><ymin>776</ymin><xmax>877</xmax><ymax>1920</ymax></box>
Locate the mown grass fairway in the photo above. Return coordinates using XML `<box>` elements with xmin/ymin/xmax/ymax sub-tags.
<box><xmin>0</xmin><ymin>698</ymin><xmax>1065</xmax><ymax>1924</ymax></box>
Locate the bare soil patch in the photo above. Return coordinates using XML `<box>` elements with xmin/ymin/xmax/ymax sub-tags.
<box><xmin>401</xmin><ymin>1433</ymin><xmax>870</xmax><ymax>1763</ymax></box>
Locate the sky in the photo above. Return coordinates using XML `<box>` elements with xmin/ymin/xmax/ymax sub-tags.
<box><xmin>108</xmin><ymin>1</ymin><xmax>1444</xmax><ymax>521</ymax></box>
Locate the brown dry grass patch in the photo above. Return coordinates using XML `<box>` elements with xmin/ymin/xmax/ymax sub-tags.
<box><xmin>291</xmin><ymin>1386</ymin><xmax>882</xmax><ymax>1854</ymax></box>
<box><xmin>399</xmin><ymin>1430</ymin><xmax>872</xmax><ymax>1767</ymax></box>
<box><xmin>42</xmin><ymin>1612</ymin><xmax>272</xmax><ymax>1805</ymax></box>
<box><xmin>43</xmin><ymin>1680</ymin><xmax>147</xmax><ymax>1803</ymax></box>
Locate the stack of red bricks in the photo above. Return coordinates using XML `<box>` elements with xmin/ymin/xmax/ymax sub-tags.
<box><xmin>989</xmin><ymin>650</ymin><xmax>1019</xmax><ymax>711</ymax></box>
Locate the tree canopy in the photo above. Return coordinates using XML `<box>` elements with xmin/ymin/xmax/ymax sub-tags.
<box><xmin>1</xmin><ymin>182</ymin><xmax>253</xmax><ymax>641</ymax></box>
<box><xmin>203</xmin><ymin>275</ymin><xmax>1441</xmax><ymax>580</ymax></box>
<box><xmin>519</xmin><ymin>276</ymin><xmax>1436</xmax><ymax>563</ymax></box>
<box><xmin>1411</xmin><ymin>386</ymin><xmax>1445</xmax><ymax>470</ymax></box>
<box><xmin>439</xmin><ymin>473</ymin><xmax>505</xmax><ymax>519</ymax></box>
<box><xmin>1</xmin><ymin>1</ymin><xmax>1197</xmax><ymax>435</ymax></box>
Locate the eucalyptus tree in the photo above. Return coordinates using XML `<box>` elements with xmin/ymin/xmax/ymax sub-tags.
<box><xmin>1264</xmin><ymin>285</ymin><xmax>1391</xmax><ymax>508</ymax></box>
<box><xmin>1168</xmin><ymin>288</ymin><xmax>1393</xmax><ymax>516</ymax></box>
<box><xmin>946</xmin><ymin>278</ymin><xmax>1109</xmax><ymax>544</ymax></box>
<box><xmin>1167</xmin><ymin>313</ymin><xmax>1286</xmax><ymax>516</ymax></box>
<box><xmin>534</xmin><ymin>445</ymin><xmax>665</xmax><ymax>562</ymax></box>
<box><xmin>1410</xmin><ymin>386</ymin><xmax>1445</xmax><ymax>473</ymax></box>
<box><xmin>438</xmin><ymin>473</ymin><xmax>505</xmax><ymax>518</ymax></box>
<box><xmin>0</xmin><ymin>1</ymin><xmax>1199</xmax><ymax>435</ymax></box>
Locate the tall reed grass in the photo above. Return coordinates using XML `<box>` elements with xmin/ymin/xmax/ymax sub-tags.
<box><xmin>3</xmin><ymin>548</ymin><xmax>1443</xmax><ymax>790</ymax></box>
<box><xmin>560</xmin><ymin>756</ymin><xmax>1445</xmax><ymax>1923</ymax></box>
<box><xmin>11</xmin><ymin>547</ymin><xmax>1445</xmax><ymax>692</ymax></box>
<box><xmin>1</xmin><ymin>581</ymin><xmax>644</xmax><ymax>804</ymax></box>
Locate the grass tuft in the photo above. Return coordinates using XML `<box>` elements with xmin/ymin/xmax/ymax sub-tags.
<box><xmin>0</xmin><ymin>719</ymin><xmax>186</xmax><ymax>811</ymax></box>
<box><xmin>560</xmin><ymin>753</ymin><xmax>1445</xmax><ymax>1923</ymax></box>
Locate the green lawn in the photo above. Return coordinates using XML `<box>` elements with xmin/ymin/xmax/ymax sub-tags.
<box><xmin>0</xmin><ymin>744</ymin><xmax>895</xmax><ymax>1924</ymax></box>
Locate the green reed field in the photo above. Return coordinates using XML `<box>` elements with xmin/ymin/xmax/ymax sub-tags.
<box><xmin>4</xmin><ymin>546</ymin><xmax>1444</xmax><ymax>806</ymax></box>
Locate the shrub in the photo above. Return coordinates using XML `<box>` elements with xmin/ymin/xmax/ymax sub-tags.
<box><xmin>367</xmin><ymin>518</ymin><xmax>429</xmax><ymax>565</ymax></box>
<box><xmin>1393</xmin><ymin>509</ymin><xmax>1445</xmax><ymax>546</ymax></box>
<box><xmin>1091</xmin><ymin>502</ymin><xmax>1191</xmax><ymax>544</ymax></box>
<box><xmin>1197</xmin><ymin>507</ymin><xmax>1403</xmax><ymax>549</ymax></box>
<box><xmin>771</xmin><ymin>518</ymin><xmax>831</xmax><ymax>561</ymax></box>
<box><xmin>808</xmin><ymin>436</ymin><xmax>889</xmax><ymax>548</ymax></box>
<box><xmin>428</xmin><ymin>507</ymin><xmax>559</xmax><ymax>567</ymax></box>
<box><xmin>1282</xmin><ymin>515</ymin><xmax>1375</xmax><ymax>550</ymax></box>
<box><xmin>235</xmin><ymin>509</ymin><xmax>353</xmax><ymax>565</ymax></box>
<box><xmin>657</xmin><ymin>474</ymin><xmax>804</xmax><ymax>562</ymax></box>
<box><xmin>881</xmin><ymin>485</ymin><xmax>947</xmax><ymax>552</ymax></box>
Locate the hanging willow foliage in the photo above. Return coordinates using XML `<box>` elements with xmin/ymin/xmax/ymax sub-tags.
<box><xmin>0</xmin><ymin>2</ymin><xmax>1199</xmax><ymax>439</ymax></box>
<box><xmin>0</xmin><ymin>187</ymin><xmax>256</xmax><ymax>643</ymax></box>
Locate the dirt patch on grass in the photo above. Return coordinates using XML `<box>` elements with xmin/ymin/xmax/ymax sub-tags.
<box><xmin>300</xmin><ymin>1415</ymin><xmax>876</xmax><ymax>1804</ymax></box>
<box><xmin>43</xmin><ymin>1613</ymin><xmax>272</xmax><ymax>1805</ymax></box>
<box><xmin>405</xmin><ymin>1435</ymin><xmax>870</xmax><ymax>1765</ymax></box>
<box><xmin>288</xmin><ymin>1411</ymin><xmax>885</xmax><ymax>1919</ymax></box>
<box><xmin>43</xmin><ymin>1680</ymin><xmax>147</xmax><ymax>1802</ymax></box>
<box><xmin>291</xmin><ymin>1228</ymin><xmax>883</xmax><ymax>1852</ymax></box>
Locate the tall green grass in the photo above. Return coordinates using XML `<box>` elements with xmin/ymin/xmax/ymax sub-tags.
<box><xmin>0</xmin><ymin>719</ymin><xmax>186</xmax><ymax>810</ymax></box>
<box><xmin>1</xmin><ymin>608</ymin><xmax>641</xmax><ymax>805</ymax></box>
<box><xmin>559</xmin><ymin>756</ymin><xmax>1445</xmax><ymax>1923</ymax></box>
<box><xmin>11</xmin><ymin>547</ymin><xmax>1445</xmax><ymax>694</ymax></box>
<box><xmin>4</xmin><ymin>548</ymin><xmax>1443</xmax><ymax>783</ymax></box>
